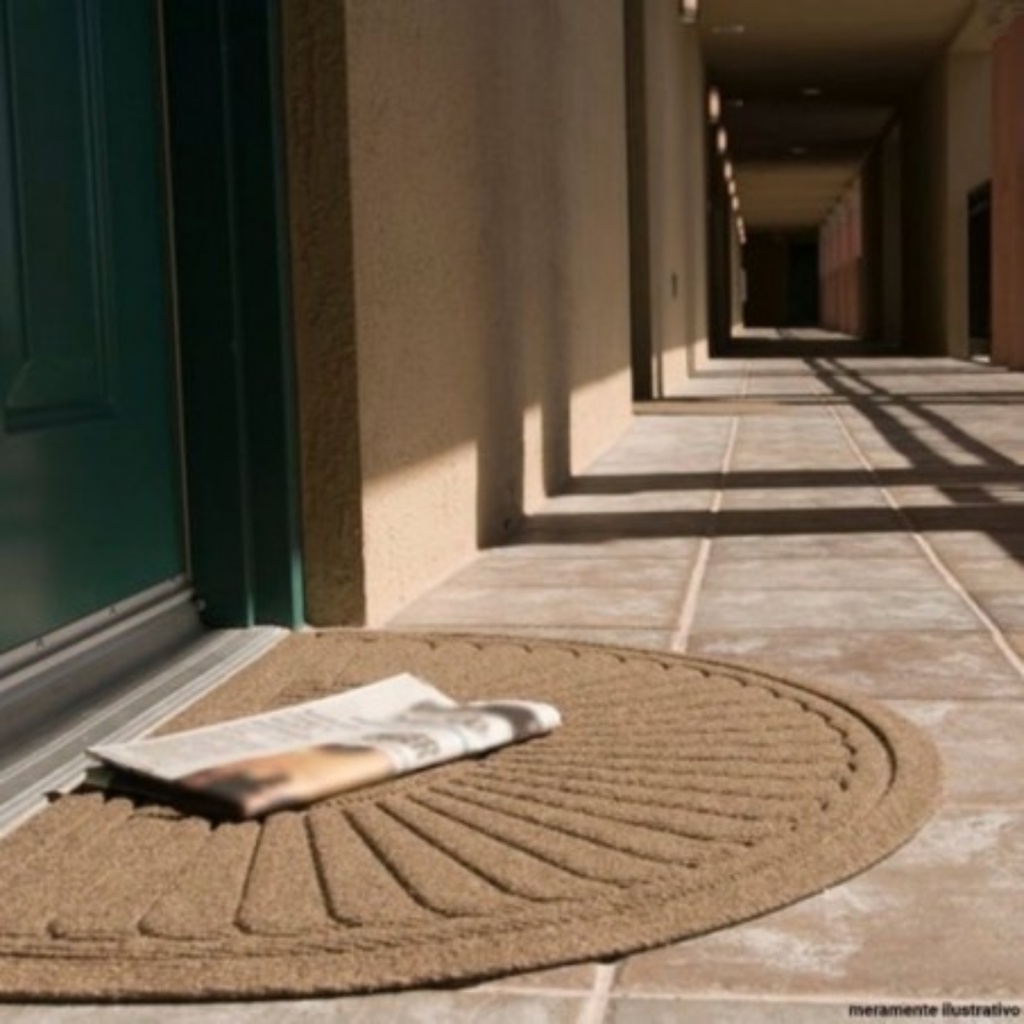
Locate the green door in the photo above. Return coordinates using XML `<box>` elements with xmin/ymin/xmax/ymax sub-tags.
<box><xmin>0</xmin><ymin>1</ymin><xmax>185</xmax><ymax>654</ymax></box>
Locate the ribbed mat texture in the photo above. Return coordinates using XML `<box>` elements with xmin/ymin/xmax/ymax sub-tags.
<box><xmin>0</xmin><ymin>631</ymin><xmax>941</xmax><ymax>1002</ymax></box>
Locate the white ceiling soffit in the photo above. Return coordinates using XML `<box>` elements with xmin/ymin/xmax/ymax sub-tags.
<box><xmin>700</xmin><ymin>0</ymin><xmax>977</xmax><ymax>232</ymax></box>
<box><xmin>735</xmin><ymin>163</ymin><xmax>858</xmax><ymax>230</ymax></box>
<box><xmin>700</xmin><ymin>0</ymin><xmax>976</xmax><ymax>94</ymax></box>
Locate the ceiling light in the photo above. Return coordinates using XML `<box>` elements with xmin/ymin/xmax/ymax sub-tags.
<box><xmin>790</xmin><ymin>146</ymin><xmax>808</xmax><ymax>156</ymax></box>
<box><xmin>723</xmin><ymin>159</ymin><xmax>734</xmax><ymax>181</ymax></box>
<box><xmin>679</xmin><ymin>0</ymin><xmax>699</xmax><ymax>24</ymax></box>
<box><xmin>707</xmin><ymin>87</ymin><xmax>722</xmax><ymax>123</ymax></box>
<box><xmin>802</xmin><ymin>86</ymin><xmax>823</xmax><ymax>97</ymax></box>
<box><xmin>716</xmin><ymin>127</ymin><xmax>728</xmax><ymax>154</ymax></box>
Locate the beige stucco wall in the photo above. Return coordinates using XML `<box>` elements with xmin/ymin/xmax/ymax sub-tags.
<box><xmin>902</xmin><ymin>56</ymin><xmax>949</xmax><ymax>353</ymax></box>
<box><xmin>640</xmin><ymin>0</ymin><xmax>687</xmax><ymax>391</ymax></box>
<box><xmin>681</xmin><ymin>26</ymin><xmax>711</xmax><ymax>370</ymax></box>
<box><xmin>334</xmin><ymin>0</ymin><xmax>632</xmax><ymax>624</ymax></box>
<box><xmin>861</xmin><ymin>127</ymin><xmax>903</xmax><ymax>343</ymax></box>
<box><xmin>945</xmin><ymin>52</ymin><xmax>992</xmax><ymax>358</ymax></box>
<box><xmin>901</xmin><ymin>47</ymin><xmax>992</xmax><ymax>357</ymax></box>
<box><xmin>992</xmin><ymin>14</ymin><xmax>1024</xmax><ymax>369</ymax></box>
<box><xmin>281</xmin><ymin>1</ymin><xmax>366</xmax><ymax>626</ymax></box>
<box><xmin>880</xmin><ymin>128</ymin><xmax>904</xmax><ymax>343</ymax></box>
<box><xmin>730</xmin><ymin>216</ymin><xmax>745</xmax><ymax>332</ymax></box>
<box><xmin>634</xmin><ymin>2</ymin><xmax>709</xmax><ymax>388</ymax></box>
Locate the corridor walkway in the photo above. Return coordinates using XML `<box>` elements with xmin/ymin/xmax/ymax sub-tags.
<box><xmin>4</xmin><ymin>354</ymin><xmax>1022</xmax><ymax>1021</ymax></box>
<box><xmin>384</xmin><ymin>354</ymin><xmax>1024</xmax><ymax>1020</ymax></box>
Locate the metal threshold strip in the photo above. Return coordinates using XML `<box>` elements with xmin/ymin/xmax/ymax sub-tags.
<box><xmin>0</xmin><ymin>588</ymin><xmax>287</xmax><ymax>835</ymax></box>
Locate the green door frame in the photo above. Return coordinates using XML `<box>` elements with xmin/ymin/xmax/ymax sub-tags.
<box><xmin>161</xmin><ymin>0</ymin><xmax>304</xmax><ymax>629</ymax></box>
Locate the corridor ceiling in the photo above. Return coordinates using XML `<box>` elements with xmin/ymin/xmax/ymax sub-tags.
<box><xmin>699</xmin><ymin>0</ymin><xmax>979</xmax><ymax>230</ymax></box>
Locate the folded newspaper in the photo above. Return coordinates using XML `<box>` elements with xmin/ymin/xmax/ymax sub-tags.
<box><xmin>86</xmin><ymin>674</ymin><xmax>561</xmax><ymax>820</ymax></box>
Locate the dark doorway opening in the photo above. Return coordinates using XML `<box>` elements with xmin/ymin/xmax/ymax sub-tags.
<box><xmin>968</xmin><ymin>182</ymin><xmax>992</xmax><ymax>356</ymax></box>
<box><xmin>789</xmin><ymin>239</ymin><xmax>821</xmax><ymax>327</ymax></box>
<box><xmin>744</xmin><ymin>232</ymin><xmax>820</xmax><ymax>328</ymax></box>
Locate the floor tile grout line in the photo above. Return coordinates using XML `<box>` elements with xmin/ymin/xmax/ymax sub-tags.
<box><xmin>670</xmin><ymin>363</ymin><xmax>749</xmax><ymax>653</ymax></box>
<box><xmin>471</xmin><ymin>984</ymin><xmax>602</xmax><ymax>997</ymax></box>
<box><xmin>825</xmin><ymin>394</ymin><xmax>1024</xmax><ymax>685</ymax></box>
<box><xmin>669</xmin><ymin>534</ymin><xmax>713</xmax><ymax>653</ymax></box>
<box><xmin>578</xmin><ymin>963</ymin><xmax>618</xmax><ymax>1024</ymax></box>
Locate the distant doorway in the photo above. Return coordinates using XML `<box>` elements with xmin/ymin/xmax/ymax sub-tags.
<box><xmin>968</xmin><ymin>183</ymin><xmax>992</xmax><ymax>356</ymax></box>
<box><xmin>789</xmin><ymin>239</ymin><xmax>821</xmax><ymax>327</ymax></box>
<box><xmin>744</xmin><ymin>232</ymin><xmax>820</xmax><ymax>328</ymax></box>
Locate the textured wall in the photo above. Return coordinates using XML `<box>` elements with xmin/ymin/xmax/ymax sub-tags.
<box><xmin>992</xmin><ymin>16</ymin><xmax>1024</xmax><ymax>369</ymax></box>
<box><xmin>901</xmin><ymin>47</ymin><xmax>993</xmax><ymax>357</ymax></box>
<box><xmin>860</xmin><ymin>127</ymin><xmax>903</xmax><ymax>343</ymax></box>
<box><xmin>860</xmin><ymin>143</ymin><xmax>883</xmax><ymax>340</ymax></box>
<box><xmin>281</xmin><ymin>1</ymin><xmax>366</xmax><ymax>625</ymax></box>
<box><xmin>880</xmin><ymin>130</ymin><xmax>904</xmax><ymax>343</ymax></box>
<box><xmin>821</xmin><ymin>183</ymin><xmax>864</xmax><ymax>336</ymax></box>
<box><xmin>946</xmin><ymin>52</ymin><xmax>992</xmax><ymax>358</ymax></box>
<box><xmin>730</xmin><ymin>222</ymin><xmax>745</xmax><ymax>332</ymax></box>
<box><xmin>641</xmin><ymin>0</ymin><xmax>688</xmax><ymax>391</ymax></box>
<box><xmin>680</xmin><ymin>26</ymin><xmax>711</xmax><ymax>370</ymax></box>
<box><xmin>629</xmin><ymin>1</ymin><xmax>709</xmax><ymax>390</ymax></box>
<box><xmin>902</xmin><ymin>56</ymin><xmax>949</xmax><ymax>353</ymax></box>
<box><xmin>340</xmin><ymin>0</ymin><xmax>632</xmax><ymax>623</ymax></box>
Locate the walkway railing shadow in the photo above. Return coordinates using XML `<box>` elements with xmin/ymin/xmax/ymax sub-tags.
<box><xmin>805</xmin><ymin>356</ymin><xmax>1024</xmax><ymax>556</ymax></box>
<box><xmin>505</xmin><ymin>354</ymin><xmax>1024</xmax><ymax>556</ymax></box>
<box><xmin>510</xmin><ymin>504</ymin><xmax>1024</xmax><ymax>543</ymax></box>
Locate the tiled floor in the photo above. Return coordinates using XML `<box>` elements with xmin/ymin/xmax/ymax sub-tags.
<box><xmin>4</xmin><ymin>352</ymin><xmax>1024</xmax><ymax>1020</ymax></box>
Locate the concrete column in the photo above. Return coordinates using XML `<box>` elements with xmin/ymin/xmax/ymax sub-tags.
<box><xmin>901</xmin><ymin>56</ymin><xmax>948</xmax><ymax>354</ymax></box>
<box><xmin>706</xmin><ymin>140</ymin><xmax>733</xmax><ymax>352</ymax></box>
<box><xmin>852</xmin><ymin>182</ymin><xmax>864</xmax><ymax>336</ymax></box>
<box><xmin>820</xmin><ymin>214</ymin><xmax>833</xmax><ymax>330</ymax></box>
<box><xmin>880</xmin><ymin>128</ymin><xmax>903</xmax><ymax>343</ymax></box>
<box><xmin>840</xmin><ymin>201</ymin><xmax>852</xmax><ymax>333</ymax></box>
<box><xmin>842</xmin><ymin>199</ymin><xmax>853</xmax><ymax>333</ymax></box>
<box><xmin>835</xmin><ymin>189</ymin><xmax>862</xmax><ymax>336</ymax></box>
<box><xmin>625</xmin><ymin>0</ymin><xmax>709</xmax><ymax>390</ymax></box>
<box><xmin>681</xmin><ymin>25</ymin><xmax>710</xmax><ymax>370</ymax></box>
<box><xmin>820</xmin><ymin>223</ymin><xmax>827</xmax><ymax>328</ymax></box>
<box><xmin>819</xmin><ymin>220</ymin><xmax>827</xmax><ymax>328</ymax></box>
<box><xmin>992</xmin><ymin>14</ymin><xmax>1024</xmax><ymax>368</ymax></box>
<box><xmin>861</xmin><ymin>145</ymin><xmax>884</xmax><ymax>341</ymax></box>
<box><xmin>946</xmin><ymin>52</ymin><xmax>992</xmax><ymax>360</ymax></box>
<box><xmin>285</xmin><ymin>0</ymin><xmax>632</xmax><ymax>625</ymax></box>
<box><xmin>281</xmin><ymin>0</ymin><xmax>367</xmax><ymax>625</ymax></box>
<box><xmin>730</xmin><ymin>218</ymin><xmax>745</xmax><ymax>330</ymax></box>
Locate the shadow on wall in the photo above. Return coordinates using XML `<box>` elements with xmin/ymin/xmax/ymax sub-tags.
<box><xmin>472</xmin><ymin>0</ymin><xmax>637</xmax><ymax>547</ymax></box>
<box><xmin>345</xmin><ymin>0</ymin><xmax>632</xmax><ymax>553</ymax></box>
<box><xmin>287</xmin><ymin>0</ymin><xmax>633</xmax><ymax>626</ymax></box>
<box><xmin>475</xmin><ymin>0</ymin><xmax>569</xmax><ymax>547</ymax></box>
<box><xmin>518</xmin><ymin>357</ymin><xmax>1024</xmax><ymax>565</ymax></box>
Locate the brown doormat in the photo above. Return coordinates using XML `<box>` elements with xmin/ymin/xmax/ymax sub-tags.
<box><xmin>0</xmin><ymin>631</ymin><xmax>941</xmax><ymax>1003</ymax></box>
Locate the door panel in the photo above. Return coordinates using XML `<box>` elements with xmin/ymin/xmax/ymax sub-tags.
<box><xmin>2</xmin><ymin>2</ymin><xmax>114</xmax><ymax>429</ymax></box>
<box><xmin>0</xmin><ymin>0</ymin><xmax>185</xmax><ymax>653</ymax></box>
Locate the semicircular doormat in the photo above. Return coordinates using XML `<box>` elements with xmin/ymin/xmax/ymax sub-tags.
<box><xmin>0</xmin><ymin>631</ymin><xmax>941</xmax><ymax>1002</ymax></box>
